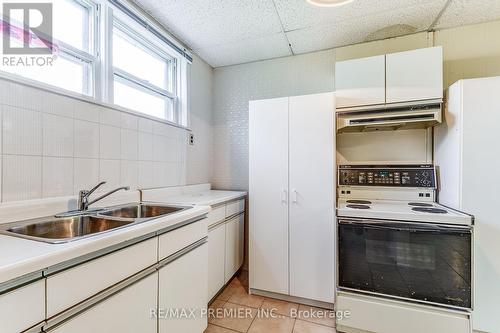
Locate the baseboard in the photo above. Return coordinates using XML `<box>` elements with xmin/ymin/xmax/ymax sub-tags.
<box><xmin>249</xmin><ymin>288</ymin><xmax>334</xmax><ymax>310</ymax></box>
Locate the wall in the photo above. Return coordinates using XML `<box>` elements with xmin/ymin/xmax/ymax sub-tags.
<box><xmin>186</xmin><ymin>55</ymin><xmax>214</xmax><ymax>185</ymax></box>
<box><xmin>212</xmin><ymin>20</ymin><xmax>500</xmax><ymax>191</ymax></box>
<box><xmin>0</xmin><ymin>78</ymin><xmax>188</xmax><ymax>202</ymax></box>
<box><xmin>213</xmin><ymin>49</ymin><xmax>335</xmax><ymax>190</ymax></box>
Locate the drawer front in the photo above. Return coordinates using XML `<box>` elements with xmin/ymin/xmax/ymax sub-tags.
<box><xmin>47</xmin><ymin>274</ymin><xmax>157</xmax><ymax>333</ymax></box>
<box><xmin>0</xmin><ymin>280</ymin><xmax>45</xmax><ymax>333</ymax></box>
<box><xmin>337</xmin><ymin>293</ymin><xmax>470</xmax><ymax>333</ymax></box>
<box><xmin>206</xmin><ymin>205</ymin><xmax>225</xmax><ymax>227</ymax></box>
<box><xmin>47</xmin><ymin>238</ymin><xmax>157</xmax><ymax>317</ymax></box>
<box><xmin>225</xmin><ymin>199</ymin><xmax>245</xmax><ymax>218</ymax></box>
<box><xmin>159</xmin><ymin>218</ymin><xmax>208</xmax><ymax>260</ymax></box>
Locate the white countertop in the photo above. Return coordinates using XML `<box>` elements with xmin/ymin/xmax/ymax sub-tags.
<box><xmin>142</xmin><ymin>187</ymin><xmax>247</xmax><ymax>207</ymax></box>
<box><xmin>0</xmin><ymin>204</ymin><xmax>210</xmax><ymax>284</ymax></box>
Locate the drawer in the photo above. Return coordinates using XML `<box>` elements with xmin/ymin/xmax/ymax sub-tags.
<box><xmin>225</xmin><ymin>199</ymin><xmax>245</xmax><ymax>218</ymax></box>
<box><xmin>159</xmin><ymin>218</ymin><xmax>208</xmax><ymax>260</ymax></box>
<box><xmin>0</xmin><ymin>280</ymin><xmax>45</xmax><ymax>333</ymax></box>
<box><xmin>47</xmin><ymin>238</ymin><xmax>157</xmax><ymax>317</ymax></box>
<box><xmin>337</xmin><ymin>293</ymin><xmax>470</xmax><ymax>333</ymax></box>
<box><xmin>206</xmin><ymin>205</ymin><xmax>225</xmax><ymax>227</ymax></box>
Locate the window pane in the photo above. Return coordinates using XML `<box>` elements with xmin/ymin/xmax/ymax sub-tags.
<box><xmin>114</xmin><ymin>80</ymin><xmax>173</xmax><ymax>120</ymax></box>
<box><xmin>113</xmin><ymin>28</ymin><xmax>169</xmax><ymax>90</ymax></box>
<box><xmin>0</xmin><ymin>55</ymin><xmax>86</xmax><ymax>94</ymax></box>
<box><xmin>53</xmin><ymin>0</ymin><xmax>90</xmax><ymax>51</ymax></box>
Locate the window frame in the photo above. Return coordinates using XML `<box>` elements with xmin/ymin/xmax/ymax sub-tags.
<box><xmin>0</xmin><ymin>0</ymin><xmax>190</xmax><ymax>127</ymax></box>
<box><xmin>110</xmin><ymin>17</ymin><xmax>178</xmax><ymax>122</ymax></box>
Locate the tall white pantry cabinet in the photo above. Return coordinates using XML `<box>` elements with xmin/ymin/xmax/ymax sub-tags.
<box><xmin>249</xmin><ymin>92</ymin><xmax>335</xmax><ymax>304</ymax></box>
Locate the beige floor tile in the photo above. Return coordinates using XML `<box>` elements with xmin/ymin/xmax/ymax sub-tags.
<box><xmin>204</xmin><ymin>324</ymin><xmax>239</xmax><ymax>333</ymax></box>
<box><xmin>296</xmin><ymin>305</ymin><xmax>336</xmax><ymax>328</ymax></box>
<box><xmin>210</xmin><ymin>300</ymin><xmax>226</xmax><ymax>311</ymax></box>
<box><xmin>217</xmin><ymin>283</ymin><xmax>244</xmax><ymax>302</ymax></box>
<box><xmin>227</xmin><ymin>287</ymin><xmax>265</xmax><ymax>309</ymax></box>
<box><xmin>261</xmin><ymin>298</ymin><xmax>299</xmax><ymax>317</ymax></box>
<box><xmin>293</xmin><ymin>320</ymin><xmax>336</xmax><ymax>333</ymax></box>
<box><xmin>248</xmin><ymin>316</ymin><xmax>295</xmax><ymax>333</ymax></box>
<box><xmin>209</xmin><ymin>302</ymin><xmax>257</xmax><ymax>332</ymax></box>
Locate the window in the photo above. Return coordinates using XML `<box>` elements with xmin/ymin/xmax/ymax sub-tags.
<box><xmin>0</xmin><ymin>0</ymin><xmax>189</xmax><ymax>126</ymax></box>
<box><xmin>0</xmin><ymin>0</ymin><xmax>97</xmax><ymax>95</ymax></box>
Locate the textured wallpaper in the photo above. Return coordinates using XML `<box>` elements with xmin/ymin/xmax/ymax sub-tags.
<box><xmin>213</xmin><ymin>50</ymin><xmax>336</xmax><ymax>191</ymax></box>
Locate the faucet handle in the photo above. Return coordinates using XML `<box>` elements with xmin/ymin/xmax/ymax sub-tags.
<box><xmin>87</xmin><ymin>181</ymin><xmax>106</xmax><ymax>196</ymax></box>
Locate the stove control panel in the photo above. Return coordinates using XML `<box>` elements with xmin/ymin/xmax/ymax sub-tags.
<box><xmin>338</xmin><ymin>165</ymin><xmax>436</xmax><ymax>188</ymax></box>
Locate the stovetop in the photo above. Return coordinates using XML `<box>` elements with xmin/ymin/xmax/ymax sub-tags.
<box><xmin>337</xmin><ymin>198</ymin><xmax>472</xmax><ymax>226</ymax></box>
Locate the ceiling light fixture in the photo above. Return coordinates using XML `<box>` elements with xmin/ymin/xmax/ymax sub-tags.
<box><xmin>306</xmin><ymin>0</ymin><xmax>355</xmax><ymax>7</ymax></box>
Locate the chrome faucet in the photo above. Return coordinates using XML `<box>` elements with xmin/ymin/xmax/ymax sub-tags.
<box><xmin>78</xmin><ymin>182</ymin><xmax>130</xmax><ymax>211</ymax></box>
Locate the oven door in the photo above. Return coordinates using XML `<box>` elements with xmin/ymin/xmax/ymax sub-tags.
<box><xmin>338</xmin><ymin>218</ymin><xmax>472</xmax><ymax>309</ymax></box>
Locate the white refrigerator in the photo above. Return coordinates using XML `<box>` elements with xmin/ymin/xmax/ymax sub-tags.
<box><xmin>434</xmin><ymin>76</ymin><xmax>500</xmax><ymax>333</ymax></box>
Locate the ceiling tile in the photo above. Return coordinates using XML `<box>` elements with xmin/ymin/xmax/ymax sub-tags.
<box><xmin>274</xmin><ymin>0</ymin><xmax>447</xmax><ymax>31</ymax></box>
<box><xmin>286</xmin><ymin>2</ymin><xmax>445</xmax><ymax>54</ymax></box>
<box><xmin>435</xmin><ymin>0</ymin><xmax>500</xmax><ymax>29</ymax></box>
<box><xmin>133</xmin><ymin>0</ymin><xmax>283</xmax><ymax>49</ymax></box>
<box><xmin>194</xmin><ymin>33</ymin><xmax>292</xmax><ymax>67</ymax></box>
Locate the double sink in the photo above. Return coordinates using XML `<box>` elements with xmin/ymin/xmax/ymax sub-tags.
<box><xmin>0</xmin><ymin>203</ymin><xmax>190</xmax><ymax>244</ymax></box>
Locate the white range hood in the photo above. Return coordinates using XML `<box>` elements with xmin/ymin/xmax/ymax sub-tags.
<box><xmin>336</xmin><ymin>99</ymin><xmax>442</xmax><ymax>133</ymax></box>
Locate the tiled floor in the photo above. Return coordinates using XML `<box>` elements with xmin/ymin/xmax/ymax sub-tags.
<box><xmin>205</xmin><ymin>271</ymin><xmax>337</xmax><ymax>333</ymax></box>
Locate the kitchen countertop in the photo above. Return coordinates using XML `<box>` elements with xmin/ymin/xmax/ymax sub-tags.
<box><xmin>142</xmin><ymin>187</ymin><xmax>247</xmax><ymax>207</ymax></box>
<box><xmin>0</xmin><ymin>203</ymin><xmax>210</xmax><ymax>285</ymax></box>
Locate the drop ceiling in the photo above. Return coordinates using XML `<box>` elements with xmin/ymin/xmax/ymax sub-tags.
<box><xmin>132</xmin><ymin>0</ymin><xmax>500</xmax><ymax>68</ymax></box>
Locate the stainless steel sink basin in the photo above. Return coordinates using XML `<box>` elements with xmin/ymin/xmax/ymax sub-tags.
<box><xmin>1</xmin><ymin>216</ymin><xmax>133</xmax><ymax>243</ymax></box>
<box><xmin>99</xmin><ymin>203</ymin><xmax>187</xmax><ymax>219</ymax></box>
<box><xmin>0</xmin><ymin>203</ymin><xmax>191</xmax><ymax>244</ymax></box>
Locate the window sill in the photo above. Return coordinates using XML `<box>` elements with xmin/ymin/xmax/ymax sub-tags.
<box><xmin>0</xmin><ymin>71</ymin><xmax>192</xmax><ymax>131</ymax></box>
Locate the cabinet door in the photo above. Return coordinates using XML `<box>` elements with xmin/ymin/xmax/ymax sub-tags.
<box><xmin>289</xmin><ymin>93</ymin><xmax>335</xmax><ymax>303</ymax></box>
<box><xmin>159</xmin><ymin>243</ymin><xmax>208</xmax><ymax>333</ymax></box>
<box><xmin>249</xmin><ymin>98</ymin><xmax>289</xmax><ymax>295</ymax></box>
<box><xmin>0</xmin><ymin>280</ymin><xmax>45</xmax><ymax>333</ymax></box>
<box><xmin>335</xmin><ymin>55</ymin><xmax>386</xmax><ymax>108</ymax></box>
<box><xmin>386</xmin><ymin>46</ymin><xmax>443</xmax><ymax>103</ymax></box>
<box><xmin>208</xmin><ymin>223</ymin><xmax>226</xmax><ymax>300</ymax></box>
<box><xmin>225</xmin><ymin>214</ymin><xmax>245</xmax><ymax>283</ymax></box>
<box><xmin>48</xmin><ymin>274</ymin><xmax>157</xmax><ymax>333</ymax></box>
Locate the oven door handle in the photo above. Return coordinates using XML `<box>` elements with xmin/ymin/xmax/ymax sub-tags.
<box><xmin>339</xmin><ymin>219</ymin><xmax>472</xmax><ymax>234</ymax></box>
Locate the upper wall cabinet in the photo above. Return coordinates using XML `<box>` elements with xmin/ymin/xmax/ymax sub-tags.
<box><xmin>335</xmin><ymin>55</ymin><xmax>386</xmax><ymax>108</ymax></box>
<box><xmin>386</xmin><ymin>47</ymin><xmax>443</xmax><ymax>103</ymax></box>
<box><xmin>335</xmin><ymin>47</ymin><xmax>443</xmax><ymax>109</ymax></box>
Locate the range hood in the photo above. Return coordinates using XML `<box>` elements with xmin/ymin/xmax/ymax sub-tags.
<box><xmin>337</xmin><ymin>100</ymin><xmax>442</xmax><ymax>133</ymax></box>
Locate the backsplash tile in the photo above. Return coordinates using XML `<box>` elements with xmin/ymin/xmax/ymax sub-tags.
<box><xmin>99</xmin><ymin>159</ymin><xmax>121</xmax><ymax>190</ymax></box>
<box><xmin>42</xmin><ymin>157</ymin><xmax>74</xmax><ymax>198</ymax></box>
<box><xmin>73</xmin><ymin>158</ymin><xmax>99</xmax><ymax>194</ymax></box>
<box><xmin>3</xmin><ymin>155</ymin><xmax>42</xmax><ymax>202</ymax></box>
<box><xmin>3</xmin><ymin>106</ymin><xmax>43</xmax><ymax>155</ymax></box>
<box><xmin>43</xmin><ymin>113</ymin><xmax>74</xmax><ymax>157</ymax></box>
<box><xmin>99</xmin><ymin>124</ymin><xmax>121</xmax><ymax>160</ymax></box>
<box><xmin>74</xmin><ymin>120</ymin><xmax>100</xmax><ymax>159</ymax></box>
<box><xmin>0</xmin><ymin>78</ymin><xmax>189</xmax><ymax>203</ymax></box>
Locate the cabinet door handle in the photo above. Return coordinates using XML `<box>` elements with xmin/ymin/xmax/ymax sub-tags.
<box><xmin>281</xmin><ymin>189</ymin><xmax>288</xmax><ymax>204</ymax></box>
<box><xmin>292</xmin><ymin>190</ymin><xmax>298</xmax><ymax>203</ymax></box>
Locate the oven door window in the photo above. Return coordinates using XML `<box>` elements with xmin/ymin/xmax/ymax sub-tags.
<box><xmin>338</xmin><ymin>220</ymin><xmax>472</xmax><ymax>308</ymax></box>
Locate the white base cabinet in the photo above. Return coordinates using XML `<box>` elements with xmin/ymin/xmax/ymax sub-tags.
<box><xmin>159</xmin><ymin>243</ymin><xmax>208</xmax><ymax>333</ymax></box>
<box><xmin>0</xmin><ymin>280</ymin><xmax>45</xmax><ymax>333</ymax></box>
<box><xmin>207</xmin><ymin>199</ymin><xmax>246</xmax><ymax>301</ymax></box>
<box><xmin>208</xmin><ymin>223</ymin><xmax>226</xmax><ymax>299</ymax></box>
<box><xmin>225</xmin><ymin>213</ymin><xmax>245</xmax><ymax>283</ymax></box>
<box><xmin>48</xmin><ymin>273</ymin><xmax>157</xmax><ymax>333</ymax></box>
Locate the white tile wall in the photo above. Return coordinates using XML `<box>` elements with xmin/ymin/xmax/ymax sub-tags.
<box><xmin>0</xmin><ymin>78</ymin><xmax>189</xmax><ymax>202</ymax></box>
